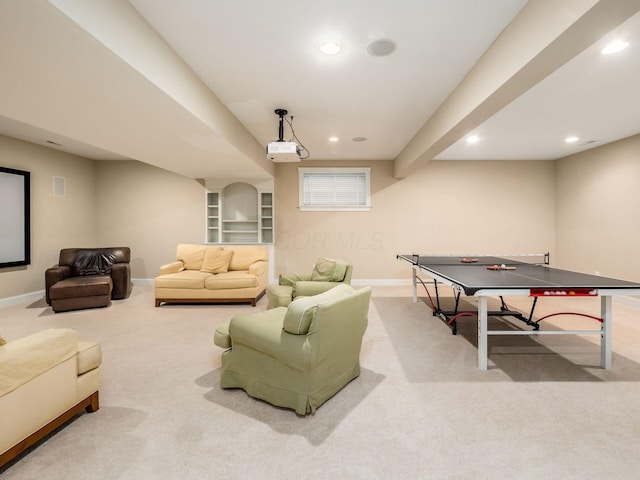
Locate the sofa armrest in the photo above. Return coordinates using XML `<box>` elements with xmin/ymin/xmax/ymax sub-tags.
<box><xmin>45</xmin><ymin>265</ymin><xmax>71</xmax><ymax>305</ymax></box>
<box><xmin>248</xmin><ymin>260</ymin><xmax>267</xmax><ymax>276</ymax></box>
<box><xmin>76</xmin><ymin>341</ymin><xmax>102</xmax><ymax>375</ymax></box>
<box><xmin>159</xmin><ymin>261</ymin><xmax>184</xmax><ymax>275</ymax></box>
<box><xmin>279</xmin><ymin>273</ymin><xmax>312</xmax><ymax>287</ymax></box>
<box><xmin>293</xmin><ymin>281</ymin><xmax>343</xmax><ymax>298</ymax></box>
<box><xmin>110</xmin><ymin>263</ymin><xmax>132</xmax><ymax>300</ymax></box>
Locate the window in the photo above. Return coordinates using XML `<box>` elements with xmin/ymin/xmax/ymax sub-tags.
<box><xmin>298</xmin><ymin>167</ymin><xmax>371</xmax><ymax>211</ymax></box>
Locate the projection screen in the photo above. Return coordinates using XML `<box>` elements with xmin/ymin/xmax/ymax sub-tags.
<box><xmin>0</xmin><ymin>167</ymin><xmax>31</xmax><ymax>268</ymax></box>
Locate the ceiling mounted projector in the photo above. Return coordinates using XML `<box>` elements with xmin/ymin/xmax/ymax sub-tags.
<box><xmin>266</xmin><ymin>140</ymin><xmax>299</xmax><ymax>162</ymax></box>
<box><xmin>266</xmin><ymin>108</ymin><xmax>309</xmax><ymax>162</ymax></box>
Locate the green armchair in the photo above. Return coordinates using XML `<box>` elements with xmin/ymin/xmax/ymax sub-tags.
<box><xmin>266</xmin><ymin>257</ymin><xmax>353</xmax><ymax>309</ymax></box>
<box><xmin>213</xmin><ymin>284</ymin><xmax>371</xmax><ymax>415</ymax></box>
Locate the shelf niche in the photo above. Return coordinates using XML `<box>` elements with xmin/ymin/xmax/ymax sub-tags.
<box><xmin>222</xmin><ymin>182</ymin><xmax>258</xmax><ymax>244</ymax></box>
<box><xmin>206</xmin><ymin>179</ymin><xmax>273</xmax><ymax>245</ymax></box>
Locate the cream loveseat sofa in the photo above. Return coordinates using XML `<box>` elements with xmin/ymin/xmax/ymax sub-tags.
<box><xmin>155</xmin><ymin>244</ymin><xmax>269</xmax><ymax>307</ymax></box>
<box><xmin>0</xmin><ymin>329</ymin><xmax>102</xmax><ymax>467</ymax></box>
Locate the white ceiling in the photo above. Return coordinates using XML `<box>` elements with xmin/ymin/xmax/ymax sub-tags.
<box><xmin>438</xmin><ymin>7</ymin><xmax>640</xmax><ymax>160</ymax></box>
<box><xmin>127</xmin><ymin>0</ymin><xmax>527</xmax><ymax>161</ymax></box>
<box><xmin>1</xmin><ymin>1</ymin><xmax>639</xmax><ymax>178</ymax></box>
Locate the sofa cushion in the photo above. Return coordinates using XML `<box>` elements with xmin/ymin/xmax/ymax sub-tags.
<box><xmin>205</xmin><ymin>271</ymin><xmax>258</xmax><ymax>290</ymax></box>
<box><xmin>201</xmin><ymin>247</ymin><xmax>233</xmax><ymax>274</ymax></box>
<box><xmin>73</xmin><ymin>250</ymin><xmax>117</xmax><ymax>276</ymax></box>
<box><xmin>293</xmin><ymin>280</ymin><xmax>346</xmax><ymax>298</ymax></box>
<box><xmin>0</xmin><ymin>329</ymin><xmax>77</xmax><ymax>396</ymax></box>
<box><xmin>155</xmin><ymin>270</ymin><xmax>211</xmax><ymax>289</ymax></box>
<box><xmin>228</xmin><ymin>246</ymin><xmax>268</xmax><ymax>271</ymax></box>
<box><xmin>311</xmin><ymin>257</ymin><xmax>348</xmax><ymax>282</ymax></box>
<box><xmin>176</xmin><ymin>244</ymin><xmax>208</xmax><ymax>270</ymax></box>
<box><xmin>283</xmin><ymin>284</ymin><xmax>354</xmax><ymax>335</ymax></box>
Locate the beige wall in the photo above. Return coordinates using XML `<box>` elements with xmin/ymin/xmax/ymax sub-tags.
<box><xmin>0</xmin><ymin>141</ymin><xmax>206</xmax><ymax>301</ymax></box>
<box><xmin>555</xmin><ymin>134</ymin><xmax>640</xmax><ymax>282</ymax></box>
<box><xmin>0</xmin><ymin>135</ymin><xmax>97</xmax><ymax>299</ymax></box>
<box><xmin>95</xmin><ymin>160</ymin><xmax>205</xmax><ymax>279</ymax></box>
<box><xmin>4</xmin><ymin>131</ymin><xmax>637</xmax><ymax>301</ymax></box>
<box><xmin>274</xmin><ymin>159</ymin><xmax>556</xmax><ymax>280</ymax></box>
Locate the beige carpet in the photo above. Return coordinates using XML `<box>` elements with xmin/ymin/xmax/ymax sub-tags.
<box><xmin>2</xmin><ymin>285</ymin><xmax>640</xmax><ymax>479</ymax></box>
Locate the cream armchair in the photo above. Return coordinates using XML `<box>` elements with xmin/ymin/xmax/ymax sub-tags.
<box><xmin>214</xmin><ymin>284</ymin><xmax>371</xmax><ymax>415</ymax></box>
<box><xmin>0</xmin><ymin>329</ymin><xmax>102</xmax><ymax>467</ymax></box>
<box><xmin>266</xmin><ymin>257</ymin><xmax>353</xmax><ymax>308</ymax></box>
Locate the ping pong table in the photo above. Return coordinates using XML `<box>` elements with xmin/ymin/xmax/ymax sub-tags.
<box><xmin>397</xmin><ymin>254</ymin><xmax>640</xmax><ymax>370</ymax></box>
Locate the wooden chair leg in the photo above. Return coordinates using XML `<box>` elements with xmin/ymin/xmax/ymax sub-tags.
<box><xmin>85</xmin><ymin>391</ymin><xmax>99</xmax><ymax>413</ymax></box>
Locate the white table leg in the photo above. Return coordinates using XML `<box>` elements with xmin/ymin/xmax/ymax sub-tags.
<box><xmin>478</xmin><ymin>296</ymin><xmax>488</xmax><ymax>370</ymax></box>
<box><xmin>601</xmin><ymin>296</ymin><xmax>612</xmax><ymax>369</ymax></box>
<box><xmin>412</xmin><ymin>266</ymin><xmax>417</xmax><ymax>303</ymax></box>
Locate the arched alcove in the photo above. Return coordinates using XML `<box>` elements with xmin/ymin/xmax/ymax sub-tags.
<box><xmin>222</xmin><ymin>182</ymin><xmax>258</xmax><ymax>221</ymax></box>
<box><xmin>221</xmin><ymin>182</ymin><xmax>258</xmax><ymax>243</ymax></box>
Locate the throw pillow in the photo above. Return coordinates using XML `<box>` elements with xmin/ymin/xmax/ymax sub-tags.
<box><xmin>311</xmin><ymin>257</ymin><xmax>347</xmax><ymax>282</ymax></box>
<box><xmin>73</xmin><ymin>250</ymin><xmax>117</xmax><ymax>276</ymax></box>
<box><xmin>201</xmin><ymin>248</ymin><xmax>233</xmax><ymax>274</ymax></box>
<box><xmin>177</xmin><ymin>244</ymin><xmax>208</xmax><ymax>270</ymax></box>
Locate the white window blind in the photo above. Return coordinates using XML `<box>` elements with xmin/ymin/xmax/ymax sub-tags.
<box><xmin>298</xmin><ymin>167</ymin><xmax>371</xmax><ymax>211</ymax></box>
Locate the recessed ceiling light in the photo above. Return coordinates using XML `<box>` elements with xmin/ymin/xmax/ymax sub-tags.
<box><xmin>466</xmin><ymin>135</ymin><xmax>480</xmax><ymax>144</ymax></box>
<box><xmin>352</xmin><ymin>137</ymin><xmax>367</xmax><ymax>142</ymax></box>
<box><xmin>601</xmin><ymin>39</ymin><xmax>629</xmax><ymax>55</ymax></box>
<box><xmin>319</xmin><ymin>41</ymin><xmax>342</xmax><ymax>55</ymax></box>
<box><xmin>328</xmin><ymin>136</ymin><xmax>339</xmax><ymax>142</ymax></box>
<box><xmin>565</xmin><ymin>136</ymin><xmax>579</xmax><ymax>143</ymax></box>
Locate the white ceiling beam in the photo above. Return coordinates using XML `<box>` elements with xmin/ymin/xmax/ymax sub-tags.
<box><xmin>394</xmin><ymin>0</ymin><xmax>640</xmax><ymax>178</ymax></box>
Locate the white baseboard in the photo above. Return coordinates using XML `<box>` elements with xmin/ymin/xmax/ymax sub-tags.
<box><xmin>133</xmin><ymin>278</ymin><xmax>413</xmax><ymax>287</ymax></box>
<box><xmin>351</xmin><ymin>279</ymin><xmax>413</xmax><ymax>287</ymax></box>
<box><xmin>614</xmin><ymin>295</ymin><xmax>640</xmax><ymax>308</ymax></box>
<box><xmin>0</xmin><ymin>290</ymin><xmax>45</xmax><ymax>309</ymax></box>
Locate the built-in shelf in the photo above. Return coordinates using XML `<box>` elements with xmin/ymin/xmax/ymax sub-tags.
<box><xmin>259</xmin><ymin>192</ymin><xmax>273</xmax><ymax>244</ymax></box>
<box><xmin>206</xmin><ymin>191</ymin><xmax>220</xmax><ymax>243</ymax></box>
<box><xmin>205</xmin><ymin>184</ymin><xmax>273</xmax><ymax>244</ymax></box>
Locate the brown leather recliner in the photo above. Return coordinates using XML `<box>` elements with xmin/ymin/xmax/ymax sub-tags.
<box><xmin>45</xmin><ymin>247</ymin><xmax>132</xmax><ymax>313</ymax></box>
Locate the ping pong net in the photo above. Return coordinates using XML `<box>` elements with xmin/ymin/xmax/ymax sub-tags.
<box><xmin>406</xmin><ymin>253</ymin><xmax>550</xmax><ymax>267</ymax></box>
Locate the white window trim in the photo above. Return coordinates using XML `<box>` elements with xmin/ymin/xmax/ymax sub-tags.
<box><xmin>298</xmin><ymin>167</ymin><xmax>371</xmax><ymax>212</ymax></box>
